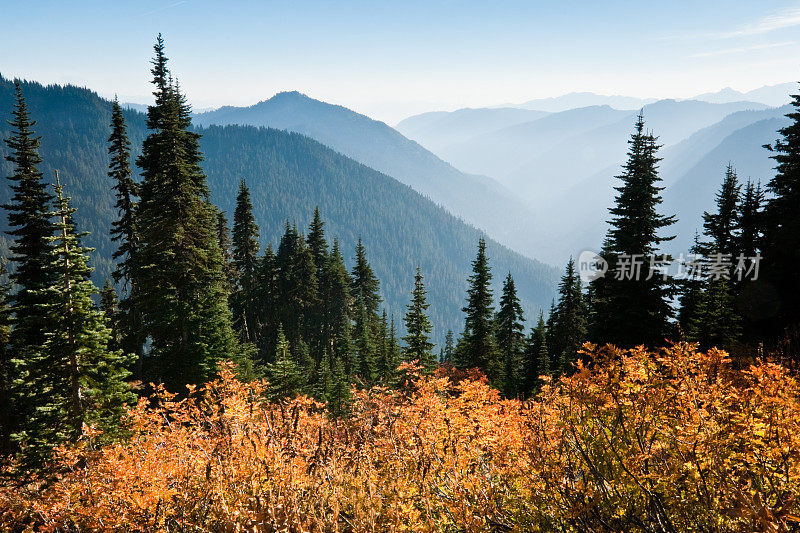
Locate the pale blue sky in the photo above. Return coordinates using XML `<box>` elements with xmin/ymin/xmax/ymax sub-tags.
<box><xmin>2</xmin><ymin>0</ymin><xmax>800</xmax><ymax>122</ymax></box>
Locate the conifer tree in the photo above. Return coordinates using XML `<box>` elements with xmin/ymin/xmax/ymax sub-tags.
<box><xmin>702</xmin><ymin>164</ymin><xmax>741</xmax><ymax>258</ymax></box>
<box><xmin>351</xmin><ymin>237</ymin><xmax>381</xmax><ymax>320</ymax></box>
<box><xmin>589</xmin><ymin>113</ymin><xmax>676</xmax><ymax>347</ymax></box>
<box><xmin>320</xmin><ymin>239</ymin><xmax>353</xmax><ymax>370</ymax></box>
<box><xmin>402</xmin><ymin>267</ymin><xmax>436</xmax><ymax>373</ymax></box>
<box><xmin>386</xmin><ymin>315</ymin><xmax>402</xmax><ymax>384</ymax></box>
<box><xmin>687</xmin><ymin>277</ymin><xmax>741</xmax><ymax>351</ymax></box>
<box><xmin>265</xmin><ymin>324</ymin><xmax>305</xmax><ymax>401</ymax></box>
<box><xmin>99</xmin><ymin>279</ymin><xmax>122</xmax><ymax>353</ymax></box>
<box><xmin>134</xmin><ymin>36</ymin><xmax>242</xmax><ymax>389</ymax></box>
<box><xmin>354</xmin><ymin>300</ymin><xmax>377</xmax><ymax>383</ymax></box>
<box><xmin>306</xmin><ymin>206</ymin><xmax>328</xmax><ymax>279</ymax></box>
<box><xmin>0</xmin><ymin>262</ymin><xmax>12</xmax><ymax>457</ymax></box>
<box><xmin>761</xmin><ymin>83</ymin><xmax>800</xmax><ymax>344</ymax></box>
<box><xmin>3</xmin><ymin>84</ymin><xmax>57</xmax><ymax>458</ymax></box>
<box><xmin>328</xmin><ymin>357</ymin><xmax>352</xmax><ymax>418</ymax></box>
<box><xmin>456</xmin><ymin>239</ymin><xmax>501</xmax><ymax>385</ymax></box>
<box><xmin>442</xmin><ymin>330</ymin><xmax>455</xmax><ymax>365</ymax></box>
<box><xmin>496</xmin><ymin>273</ymin><xmax>525</xmax><ymax>396</ymax></box>
<box><xmin>107</xmin><ymin>97</ymin><xmax>145</xmax><ymax>378</ymax></box>
<box><xmin>738</xmin><ymin>179</ymin><xmax>764</xmax><ymax>260</ymax></box>
<box><xmin>522</xmin><ymin>313</ymin><xmax>550</xmax><ymax>394</ymax></box>
<box><xmin>549</xmin><ymin>259</ymin><xmax>587</xmax><ymax>372</ymax></box>
<box><xmin>231</xmin><ymin>180</ymin><xmax>261</xmax><ymax>342</ymax></box>
<box><xmin>216</xmin><ymin>211</ymin><xmax>236</xmax><ymax>294</ymax></box>
<box><xmin>375</xmin><ymin>310</ymin><xmax>390</xmax><ymax>383</ymax></box>
<box><xmin>17</xmin><ymin>177</ymin><xmax>133</xmax><ymax>467</ymax></box>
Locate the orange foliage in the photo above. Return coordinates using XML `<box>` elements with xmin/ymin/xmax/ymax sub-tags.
<box><xmin>2</xmin><ymin>344</ymin><xmax>800</xmax><ymax>532</ymax></box>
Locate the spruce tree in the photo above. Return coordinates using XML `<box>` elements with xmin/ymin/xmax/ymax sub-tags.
<box><xmin>456</xmin><ymin>239</ymin><xmax>501</xmax><ymax>386</ymax></box>
<box><xmin>738</xmin><ymin>180</ymin><xmax>764</xmax><ymax>260</ymax></box>
<box><xmin>402</xmin><ymin>267</ymin><xmax>436</xmax><ymax>373</ymax></box>
<box><xmin>442</xmin><ymin>330</ymin><xmax>455</xmax><ymax>365</ymax></box>
<box><xmin>523</xmin><ymin>313</ymin><xmax>550</xmax><ymax>393</ymax></box>
<box><xmin>687</xmin><ymin>277</ymin><xmax>741</xmax><ymax>351</ymax></box>
<box><xmin>328</xmin><ymin>357</ymin><xmax>352</xmax><ymax>418</ymax></box>
<box><xmin>353</xmin><ymin>299</ymin><xmax>377</xmax><ymax>383</ymax></box>
<box><xmin>320</xmin><ymin>239</ymin><xmax>353</xmax><ymax>372</ymax></box>
<box><xmin>496</xmin><ymin>273</ymin><xmax>525</xmax><ymax>396</ymax></box>
<box><xmin>265</xmin><ymin>324</ymin><xmax>305</xmax><ymax>401</ymax></box>
<box><xmin>0</xmin><ymin>262</ymin><xmax>12</xmax><ymax>457</ymax></box>
<box><xmin>306</xmin><ymin>206</ymin><xmax>328</xmax><ymax>279</ymax></box>
<box><xmin>761</xmin><ymin>83</ymin><xmax>800</xmax><ymax>344</ymax></box>
<box><xmin>134</xmin><ymin>36</ymin><xmax>242</xmax><ymax>389</ymax></box>
<box><xmin>17</xmin><ymin>177</ymin><xmax>133</xmax><ymax>467</ymax></box>
<box><xmin>589</xmin><ymin>113</ymin><xmax>676</xmax><ymax>348</ymax></box>
<box><xmin>550</xmin><ymin>259</ymin><xmax>587</xmax><ymax>372</ymax></box>
<box><xmin>231</xmin><ymin>180</ymin><xmax>261</xmax><ymax>343</ymax></box>
<box><xmin>255</xmin><ymin>244</ymin><xmax>278</xmax><ymax>360</ymax></box>
<box><xmin>108</xmin><ymin>97</ymin><xmax>145</xmax><ymax>379</ymax></box>
<box><xmin>702</xmin><ymin>164</ymin><xmax>741</xmax><ymax>258</ymax></box>
<box><xmin>3</xmin><ymin>84</ymin><xmax>57</xmax><ymax>459</ymax></box>
<box><xmin>351</xmin><ymin>237</ymin><xmax>381</xmax><ymax>319</ymax></box>
<box><xmin>216</xmin><ymin>211</ymin><xmax>237</xmax><ymax>294</ymax></box>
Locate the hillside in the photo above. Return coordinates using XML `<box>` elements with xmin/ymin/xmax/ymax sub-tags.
<box><xmin>192</xmin><ymin>92</ymin><xmax>545</xmax><ymax>261</ymax></box>
<box><xmin>0</xmin><ymin>77</ymin><xmax>559</xmax><ymax>342</ymax></box>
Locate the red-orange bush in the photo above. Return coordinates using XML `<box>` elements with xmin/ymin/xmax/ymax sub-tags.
<box><xmin>2</xmin><ymin>344</ymin><xmax>799</xmax><ymax>532</ymax></box>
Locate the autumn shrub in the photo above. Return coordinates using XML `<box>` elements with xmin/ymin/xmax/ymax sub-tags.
<box><xmin>1</xmin><ymin>344</ymin><xmax>799</xmax><ymax>532</ymax></box>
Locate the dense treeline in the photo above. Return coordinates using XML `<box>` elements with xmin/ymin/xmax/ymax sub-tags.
<box><xmin>0</xmin><ymin>77</ymin><xmax>559</xmax><ymax>346</ymax></box>
<box><xmin>0</xmin><ymin>35</ymin><xmax>799</xmax><ymax>517</ymax></box>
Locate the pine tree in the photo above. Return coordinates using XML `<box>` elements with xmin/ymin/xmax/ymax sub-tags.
<box><xmin>702</xmin><ymin>164</ymin><xmax>741</xmax><ymax>258</ymax></box>
<box><xmin>3</xmin><ymin>84</ymin><xmax>57</xmax><ymax>459</ymax></box>
<box><xmin>216</xmin><ymin>211</ymin><xmax>236</xmax><ymax>294</ymax></box>
<box><xmin>402</xmin><ymin>267</ymin><xmax>436</xmax><ymax>373</ymax></box>
<box><xmin>107</xmin><ymin>97</ymin><xmax>145</xmax><ymax>379</ymax></box>
<box><xmin>134</xmin><ymin>36</ymin><xmax>242</xmax><ymax>389</ymax></box>
<box><xmin>442</xmin><ymin>330</ymin><xmax>455</xmax><ymax>365</ymax></box>
<box><xmin>496</xmin><ymin>273</ymin><xmax>525</xmax><ymax>396</ymax></box>
<box><xmin>231</xmin><ymin>180</ymin><xmax>261</xmax><ymax>343</ymax></box>
<box><xmin>456</xmin><ymin>239</ymin><xmax>501</xmax><ymax>385</ymax></box>
<box><xmin>265</xmin><ymin>324</ymin><xmax>305</xmax><ymax>401</ymax></box>
<box><xmin>761</xmin><ymin>83</ymin><xmax>800</xmax><ymax>345</ymax></box>
<box><xmin>99</xmin><ymin>279</ymin><xmax>122</xmax><ymax>353</ymax></box>
<box><xmin>523</xmin><ymin>313</ymin><xmax>549</xmax><ymax>394</ymax></box>
<box><xmin>0</xmin><ymin>262</ymin><xmax>12</xmax><ymax>457</ymax></box>
<box><xmin>351</xmin><ymin>237</ymin><xmax>381</xmax><ymax>320</ymax></box>
<box><xmin>354</xmin><ymin>299</ymin><xmax>377</xmax><ymax>383</ymax></box>
<box><xmin>17</xmin><ymin>177</ymin><xmax>133</xmax><ymax>467</ymax></box>
<box><xmin>589</xmin><ymin>112</ymin><xmax>676</xmax><ymax>348</ymax></box>
<box><xmin>549</xmin><ymin>259</ymin><xmax>587</xmax><ymax>372</ymax></box>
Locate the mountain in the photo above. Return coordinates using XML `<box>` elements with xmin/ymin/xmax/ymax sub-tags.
<box><xmin>192</xmin><ymin>92</ymin><xmax>544</xmax><ymax>262</ymax></box>
<box><xmin>395</xmin><ymin>107</ymin><xmax>549</xmax><ymax>153</ymax></box>
<box><xmin>692</xmin><ymin>83</ymin><xmax>795</xmax><ymax>107</ymax></box>
<box><xmin>513</xmin><ymin>92</ymin><xmax>657</xmax><ymax>112</ymax></box>
<box><xmin>0</xmin><ymin>77</ymin><xmax>559</xmax><ymax>342</ymax></box>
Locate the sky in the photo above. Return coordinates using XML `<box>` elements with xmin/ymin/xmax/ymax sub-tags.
<box><xmin>2</xmin><ymin>0</ymin><xmax>800</xmax><ymax>123</ymax></box>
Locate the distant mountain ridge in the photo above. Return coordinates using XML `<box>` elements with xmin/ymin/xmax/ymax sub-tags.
<box><xmin>0</xmin><ymin>77</ymin><xmax>559</xmax><ymax>343</ymax></box>
<box><xmin>193</xmin><ymin>92</ymin><xmax>546</xmax><ymax>263</ymax></box>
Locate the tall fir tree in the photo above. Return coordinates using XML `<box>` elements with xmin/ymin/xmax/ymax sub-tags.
<box><xmin>16</xmin><ymin>177</ymin><xmax>133</xmax><ymax>468</ymax></box>
<box><xmin>3</xmin><ymin>84</ymin><xmax>57</xmax><ymax>459</ymax></box>
<box><xmin>133</xmin><ymin>36</ymin><xmax>242</xmax><ymax>389</ymax></box>
<box><xmin>231</xmin><ymin>180</ymin><xmax>261</xmax><ymax>343</ymax></box>
<box><xmin>496</xmin><ymin>273</ymin><xmax>525</xmax><ymax>397</ymax></box>
<box><xmin>738</xmin><ymin>179</ymin><xmax>764</xmax><ymax>260</ymax></box>
<box><xmin>215</xmin><ymin>211</ymin><xmax>237</xmax><ymax>294</ymax></box>
<box><xmin>523</xmin><ymin>313</ymin><xmax>550</xmax><ymax>394</ymax></box>
<box><xmin>589</xmin><ymin>112</ymin><xmax>676</xmax><ymax>348</ymax></box>
<box><xmin>306</xmin><ymin>207</ymin><xmax>328</xmax><ymax>279</ymax></box>
<box><xmin>549</xmin><ymin>259</ymin><xmax>587</xmax><ymax>373</ymax></box>
<box><xmin>350</xmin><ymin>237</ymin><xmax>382</xmax><ymax>321</ymax></box>
<box><xmin>0</xmin><ymin>262</ymin><xmax>12</xmax><ymax>457</ymax></box>
<box><xmin>255</xmin><ymin>244</ymin><xmax>279</xmax><ymax>360</ymax></box>
<box><xmin>107</xmin><ymin>97</ymin><xmax>145</xmax><ymax>379</ymax></box>
<box><xmin>402</xmin><ymin>267</ymin><xmax>436</xmax><ymax>373</ymax></box>
<box><xmin>456</xmin><ymin>239</ymin><xmax>501</xmax><ymax>385</ymax></box>
<box><xmin>353</xmin><ymin>298</ymin><xmax>377</xmax><ymax>383</ymax></box>
<box><xmin>265</xmin><ymin>324</ymin><xmax>305</xmax><ymax>401</ymax></box>
<box><xmin>702</xmin><ymin>164</ymin><xmax>741</xmax><ymax>258</ymax></box>
<box><xmin>320</xmin><ymin>239</ymin><xmax>353</xmax><ymax>372</ymax></box>
<box><xmin>761</xmin><ymin>82</ymin><xmax>800</xmax><ymax>347</ymax></box>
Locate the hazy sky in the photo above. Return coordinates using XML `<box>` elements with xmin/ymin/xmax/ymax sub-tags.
<box><xmin>2</xmin><ymin>0</ymin><xmax>800</xmax><ymax>123</ymax></box>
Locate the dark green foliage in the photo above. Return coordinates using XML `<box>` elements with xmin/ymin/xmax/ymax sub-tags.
<box><xmin>687</xmin><ymin>277</ymin><xmax>741</xmax><ymax>351</ymax></box>
<box><xmin>353</xmin><ymin>300</ymin><xmax>376</xmax><ymax>383</ymax></box>
<box><xmin>738</xmin><ymin>179</ymin><xmax>764</xmax><ymax>260</ymax></box>
<box><xmin>15</xmin><ymin>179</ymin><xmax>133</xmax><ymax>468</ymax></box>
<box><xmin>216</xmin><ymin>211</ymin><xmax>236</xmax><ymax>293</ymax></box>
<box><xmin>524</xmin><ymin>312</ymin><xmax>550</xmax><ymax>393</ymax></box>
<box><xmin>133</xmin><ymin>37</ymin><xmax>242</xmax><ymax>390</ymax></box>
<box><xmin>549</xmin><ymin>259</ymin><xmax>587</xmax><ymax>372</ymax></box>
<box><xmin>761</xmin><ymin>82</ymin><xmax>800</xmax><ymax>344</ymax></box>
<box><xmin>496</xmin><ymin>273</ymin><xmax>525</xmax><ymax>397</ymax></box>
<box><xmin>231</xmin><ymin>180</ymin><xmax>260</xmax><ymax>343</ymax></box>
<box><xmin>402</xmin><ymin>267</ymin><xmax>436</xmax><ymax>373</ymax></box>
<box><xmin>589</xmin><ymin>113</ymin><xmax>676</xmax><ymax>348</ymax></box>
<box><xmin>0</xmin><ymin>262</ymin><xmax>12</xmax><ymax>457</ymax></box>
<box><xmin>319</xmin><ymin>239</ymin><xmax>353</xmax><ymax>372</ymax></box>
<box><xmin>99</xmin><ymin>279</ymin><xmax>122</xmax><ymax>353</ymax></box>
<box><xmin>702</xmin><ymin>164</ymin><xmax>740</xmax><ymax>258</ymax></box>
<box><xmin>441</xmin><ymin>329</ymin><xmax>454</xmax><ymax>365</ymax></box>
<box><xmin>265</xmin><ymin>324</ymin><xmax>305</xmax><ymax>401</ymax></box>
<box><xmin>456</xmin><ymin>239</ymin><xmax>501</xmax><ymax>386</ymax></box>
<box><xmin>351</xmin><ymin>238</ymin><xmax>382</xmax><ymax>319</ymax></box>
<box><xmin>0</xmin><ymin>77</ymin><xmax>559</xmax><ymax>346</ymax></box>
